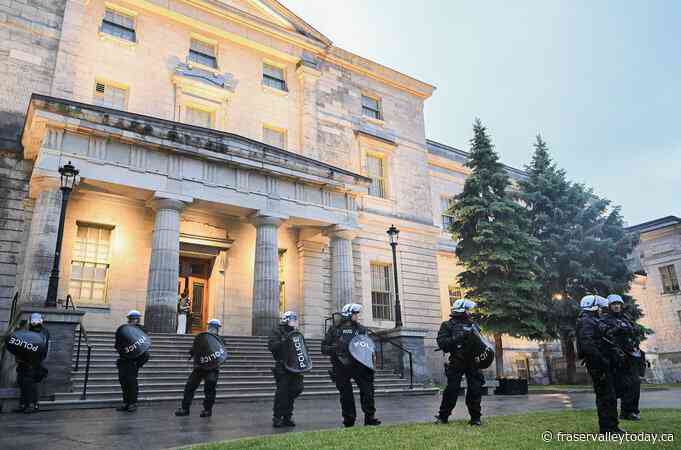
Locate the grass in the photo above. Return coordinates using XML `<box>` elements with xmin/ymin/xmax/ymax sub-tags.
<box><xmin>184</xmin><ymin>409</ymin><xmax>680</xmax><ymax>450</ymax></box>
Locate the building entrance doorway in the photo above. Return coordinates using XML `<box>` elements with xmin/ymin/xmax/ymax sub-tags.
<box><xmin>179</xmin><ymin>257</ymin><xmax>212</xmax><ymax>334</ymax></box>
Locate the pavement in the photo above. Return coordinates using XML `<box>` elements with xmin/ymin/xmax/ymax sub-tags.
<box><xmin>0</xmin><ymin>390</ymin><xmax>680</xmax><ymax>450</ymax></box>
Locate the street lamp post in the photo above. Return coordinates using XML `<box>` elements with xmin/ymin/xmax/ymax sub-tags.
<box><xmin>45</xmin><ymin>161</ymin><xmax>79</xmax><ymax>307</ymax></box>
<box><xmin>386</xmin><ymin>224</ymin><xmax>403</xmax><ymax>328</ymax></box>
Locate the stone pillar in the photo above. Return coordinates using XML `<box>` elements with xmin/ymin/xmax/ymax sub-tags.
<box><xmin>144</xmin><ymin>198</ymin><xmax>186</xmax><ymax>333</ymax></box>
<box><xmin>251</xmin><ymin>214</ymin><xmax>284</xmax><ymax>336</ymax></box>
<box><xmin>297</xmin><ymin>239</ymin><xmax>331</xmax><ymax>338</ymax></box>
<box><xmin>296</xmin><ymin>54</ymin><xmax>322</xmax><ymax>160</ymax></box>
<box><xmin>327</xmin><ymin>226</ymin><xmax>357</xmax><ymax>310</ymax></box>
<box><xmin>20</xmin><ymin>178</ymin><xmax>62</xmax><ymax>306</ymax></box>
<box><xmin>373</xmin><ymin>327</ymin><xmax>431</xmax><ymax>384</ymax></box>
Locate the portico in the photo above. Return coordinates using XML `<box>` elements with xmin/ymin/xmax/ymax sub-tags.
<box><xmin>19</xmin><ymin>95</ymin><xmax>369</xmax><ymax>336</ymax></box>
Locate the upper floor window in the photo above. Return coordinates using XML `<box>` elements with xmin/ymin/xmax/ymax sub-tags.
<box><xmin>660</xmin><ymin>264</ymin><xmax>680</xmax><ymax>294</ymax></box>
<box><xmin>189</xmin><ymin>38</ymin><xmax>217</xmax><ymax>69</ymax></box>
<box><xmin>448</xmin><ymin>286</ymin><xmax>463</xmax><ymax>307</ymax></box>
<box><xmin>441</xmin><ymin>197</ymin><xmax>456</xmax><ymax>230</ymax></box>
<box><xmin>371</xmin><ymin>263</ymin><xmax>393</xmax><ymax>321</ymax></box>
<box><xmin>263</xmin><ymin>126</ymin><xmax>286</xmax><ymax>149</ymax></box>
<box><xmin>366</xmin><ymin>154</ymin><xmax>386</xmax><ymax>198</ymax></box>
<box><xmin>69</xmin><ymin>223</ymin><xmax>112</xmax><ymax>305</ymax></box>
<box><xmin>184</xmin><ymin>106</ymin><xmax>213</xmax><ymax>128</ymax></box>
<box><xmin>101</xmin><ymin>9</ymin><xmax>136</xmax><ymax>42</ymax></box>
<box><xmin>94</xmin><ymin>81</ymin><xmax>128</xmax><ymax>110</ymax></box>
<box><xmin>362</xmin><ymin>95</ymin><xmax>382</xmax><ymax>120</ymax></box>
<box><xmin>263</xmin><ymin>63</ymin><xmax>286</xmax><ymax>91</ymax></box>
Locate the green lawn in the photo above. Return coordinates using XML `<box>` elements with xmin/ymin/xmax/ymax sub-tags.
<box><xmin>185</xmin><ymin>409</ymin><xmax>679</xmax><ymax>450</ymax></box>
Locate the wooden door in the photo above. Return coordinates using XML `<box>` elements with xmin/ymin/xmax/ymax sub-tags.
<box><xmin>188</xmin><ymin>276</ymin><xmax>209</xmax><ymax>333</ymax></box>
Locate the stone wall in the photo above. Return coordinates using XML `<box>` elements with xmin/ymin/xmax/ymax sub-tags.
<box><xmin>0</xmin><ymin>0</ymin><xmax>66</xmax><ymax>151</ymax></box>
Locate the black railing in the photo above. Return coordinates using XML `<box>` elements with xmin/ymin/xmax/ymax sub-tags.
<box><xmin>68</xmin><ymin>295</ymin><xmax>92</xmax><ymax>400</ymax></box>
<box><xmin>323</xmin><ymin>314</ymin><xmax>414</xmax><ymax>390</ymax></box>
<box><xmin>7</xmin><ymin>291</ymin><xmax>19</xmax><ymax>329</ymax></box>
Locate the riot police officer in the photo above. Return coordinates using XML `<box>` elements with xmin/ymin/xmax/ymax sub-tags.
<box><xmin>321</xmin><ymin>303</ymin><xmax>380</xmax><ymax>427</ymax></box>
<box><xmin>175</xmin><ymin>318</ymin><xmax>223</xmax><ymax>418</ymax></box>
<box><xmin>576</xmin><ymin>295</ymin><xmax>624</xmax><ymax>434</ymax></box>
<box><xmin>603</xmin><ymin>294</ymin><xmax>642</xmax><ymax>421</ymax></box>
<box><xmin>268</xmin><ymin>311</ymin><xmax>305</xmax><ymax>428</ymax></box>
<box><xmin>114</xmin><ymin>310</ymin><xmax>150</xmax><ymax>412</ymax></box>
<box><xmin>12</xmin><ymin>313</ymin><xmax>49</xmax><ymax>413</ymax></box>
<box><xmin>434</xmin><ymin>299</ymin><xmax>484</xmax><ymax>426</ymax></box>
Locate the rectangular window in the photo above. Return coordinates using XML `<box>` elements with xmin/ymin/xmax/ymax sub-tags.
<box><xmin>263</xmin><ymin>63</ymin><xmax>286</xmax><ymax>91</ymax></box>
<box><xmin>371</xmin><ymin>263</ymin><xmax>393</xmax><ymax>321</ymax></box>
<box><xmin>263</xmin><ymin>126</ymin><xmax>286</xmax><ymax>149</ymax></box>
<box><xmin>441</xmin><ymin>197</ymin><xmax>455</xmax><ymax>230</ymax></box>
<box><xmin>101</xmin><ymin>9</ymin><xmax>136</xmax><ymax>42</ymax></box>
<box><xmin>362</xmin><ymin>95</ymin><xmax>382</xmax><ymax>120</ymax></box>
<box><xmin>659</xmin><ymin>264</ymin><xmax>680</xmax><ymax>293</ymax></box>
<box><xmin>448</xmin><ymin>286</ymin><xmax>463</xmax><ymax>307</ymax></box>
<box><xmin>69</xmin><ymin>224</ymin><xmax>112</xmax><ymax>305</ymax></box>
<box><xmin>189</xmin><ymin>38</ymin><xmax>217</xmax><ymax>69</ymax></box>
<box><xmin>93</xmin><ymin>81</ymin><xmax>128</xmax><ymax>110</ymax></box>
<box><xmin>366</xmin><ymin>154</ymin><xmax>386</xmax><ymax>198</ymax></box>
<box><xmin>279</xmin><ymin>249</ymin><xmax>286</xmax><ymax>313</ymax></box>
<box><xmin>184</xmin><ymin>106</ymin><xmax>212</xmax><ymax>128</ymax></box>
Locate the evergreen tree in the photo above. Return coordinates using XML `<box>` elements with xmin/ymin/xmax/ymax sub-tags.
<box><xmin>518</xmin><ymin>136</ymin><xmax>643</xmax><ymax>382</ymax></box>
<box><xmin>450</xmin><ymin>119</ymin><xmax>546</xmax><ymax>376</ymax></box>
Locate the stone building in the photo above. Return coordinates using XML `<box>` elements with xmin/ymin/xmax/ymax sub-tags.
<box><xmin>627</xmin><ymin>216</ymin><xmax>681</xmax><ymax>382</ymax></box>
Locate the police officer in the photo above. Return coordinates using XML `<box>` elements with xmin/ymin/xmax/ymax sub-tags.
<box><xmin>268</xmin><ymin>311</ymin><xmax>304</xmax><ymax>428</ymax></box>
<box><xmin>321</xmin><ymin>303</ymin><xmax>380</xmax><ymax>427</ymax></box>
<box><xmin>576</xmin><ymin>295</ymin><xmax>624</xmax><ymax>435</ymax></box>
<box><xmin>13</xmin><ymin>313</ymin><xmax>49</xmax><ymax>414</ymax></box>
<box><xmin>114</xmin><ymin>310</ymin><xmax>150</xmax><ymax>413</ymax></box>
<box><xmin>434</xmin><ymin>299</ymin><xmax>484</xmax><ymax>426</ymax></box>
<box><xmin>175</xmin><ymin>318</ymin><xmax>222</xmax><ymax>418</ymax></box>
<box><xmin>603</xmin><ymin>294</ymin><xmax>642</xmax><ymax>421</ymax></box>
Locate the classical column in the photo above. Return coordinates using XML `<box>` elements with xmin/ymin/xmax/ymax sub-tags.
<box><xmin>20</xmin><ymin>178</ymin><xmax>62</xmax><ymax>306</ymax></box>
<box><xmin>144</xmin><ymin>198</ymin><xmax>186</xmax><ymax>333</ymax></box>
<box><xmin>327</xmin><ymin>226</ymin><xmax>357</xmax><ymax>310</ymax></box>
<box><xmin>251</xmin><ymin>214</ymin><xmax>284</xmax><ymax>336</ymax></box>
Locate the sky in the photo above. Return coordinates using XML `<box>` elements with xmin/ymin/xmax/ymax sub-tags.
<box><xmin>283</xmin><ymin>0</ymin><xmax>680</xmax><ymax>225</ymax></box>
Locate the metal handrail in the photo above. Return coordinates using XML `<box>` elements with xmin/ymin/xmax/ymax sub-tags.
<box><xmin>323</xmin><ymin>315</ymin><xmax>414</xmax><ymax>390</ymax></box>
<box><xmin>67</xmin><ymin>295</ymin><xmax>92</xmax><ymax>400</ymax></box>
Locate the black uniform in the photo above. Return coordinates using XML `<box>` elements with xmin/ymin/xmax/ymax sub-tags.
<box><xmin>268</xmin><ymin>324</ymin><xmax>304</xmax><ymax>422</ymax></box>
<box><xmin>601</xmin><ymin>312</ymin><xmax>641</xmax><ymax>418</ymax></box>
<box><xmin>180</xmin><ymin>334</ymin><xmax>221</xmax><ymax>413</ymax></box>
<box><xmin>576</xmin><ymin>310</ymin><xmax>619</xmax><ymax>432</ymax></box>
<box><xmin>435</xmin><ymin>313</ymin><xmax>484</xmax><ymax>422</ymax></box>
<box><xmin>322</xmin><ymin>319</ymin><xmax>377</xmax><ymax>426</ymax></box>
<box><xmin>15</xmin><ymin>325</ymin><xmax>49</xmax><ymax>412</ymax></box>
<box><xmin>114</xmin><ymin>324</ymin><xmax>150</xmax><ymax>408</ymax></box>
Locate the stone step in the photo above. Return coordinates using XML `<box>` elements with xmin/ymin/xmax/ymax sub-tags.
<box><xmin>72</xmin><ymin>349</ymin><xmax>325</xmax><ymax>358</ymax></box>
<box><xmin>72</xmin><ymin>354</ymin><xmax>326</xmax><ymax>362</ymax></box>
<box><xmin>71</xmin><ymin>372</ymin><xmax>400</xmax><ymax>383</ymax></box>
<box><xmin>40</xmin><ymin>387</ymin><xmax>439</xmax><ymax>410</ymax></box>
<box><xmin>71</xmin><ymin>368</ymin><xmax>397</xmax><ymax>377</ymax></box>
<box><xmin>70</xmin><ymin>377</ymin><xmax>408</xmax><ymax>389</ymax></box>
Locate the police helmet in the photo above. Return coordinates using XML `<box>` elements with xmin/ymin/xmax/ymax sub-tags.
<box><xmin>341</xmin><ymin>303</ymin><xmax>362</xmax><ymax>318</ymax></box>
<box><xmin>207</xmin><ymin>318</ymin><xmax>222</xmax><ymax>329</ymax></box>
<box><xmin>29</xmin><ymin>313</ymin><xmax>44</xmax><ymax>326</ymax></box>
<box><xmin>280</xmin><ymin>311</ymin><xmax>298</xmax><ymax>324</ymax></box>
<box><xmin>580</xmin><ymin>295</ymin><xmax>608</xmax><ymax>311</ymax></box>
<box><xmin>607</xmin><ymin>294</ymin><xmax>624</xmax><ymax>305</ymax></box>
<box><xmin>451</xmin><ymin>298</ymin><xmax>476</xmax><ymax>314</ymax></box>
<box><xmin>126</xmin><ymin>310</ymin><xmax>142</xmax><ymax>319</ymax></box>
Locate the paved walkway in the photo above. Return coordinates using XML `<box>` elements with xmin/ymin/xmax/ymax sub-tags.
<box><xmin>1</xmin><ymin>390</ymin><xmax>679</xmax><ymax>450</ymax></box>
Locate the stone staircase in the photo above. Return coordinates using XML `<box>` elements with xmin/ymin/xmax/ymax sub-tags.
<box><xmin>39</xmin><ymin>331</ymin><xmax>437</xmax><ymax>409</ymax></box>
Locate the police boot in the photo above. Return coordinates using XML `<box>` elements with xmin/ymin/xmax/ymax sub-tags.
<box><xmin>433</xmin><ymin>415</ymin><xmax>448</xmax><ymax>424</ymax></box>
<box><xmin>126</xmin><ymin>404</ymin><xmax>138</xmax><ymax>412</ymax></box>
<box><xmin>174</xmin><ymin>408</ymin><xmax>190</xmax><ymax>417</ymax></box>
<box><xmin>23</xmin><ymin>404</ymin><xmax>39</xmax><ymax>414</ymax></box>
<box><xmin>200</xmin><ymin>409</ymin><xmax>212</xmax><ymax>418</ymax></box>
<box><xmin>282</xmin><ymin>416</ymin><xmax>296</xmax><ymax>427</ymax></box>
<box><xmin>11</xmin><ymin>404</ymin><xmax>26</xmax><ymax>413</ymax></box>
<box><xmin>115</xmin><ymin>404</ymin><xmax>129</xmax><ymax>412</ymax></box>
<box><xmin>621</xmin><ymin>413</ymin><xmax>640</xmax><ymax>421</ymax></box>
<box><xmin>364</xmin><ymin>415</ymin><xmax>381</xmax><ymax>426</ymax></box>
<box><xmin>469</xmin><ymin>418</ymin><xmax>481</xmax><ymax>426</ymax></box>
<box><xmin>343</xmin><ymin>416</ymin><xmax>355</xmax><ymax>428</ymax></box>
<box><xmin>272</xmin><ymin>416</ymin><xmax>285</xmax><ymax>428</ymax></box>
